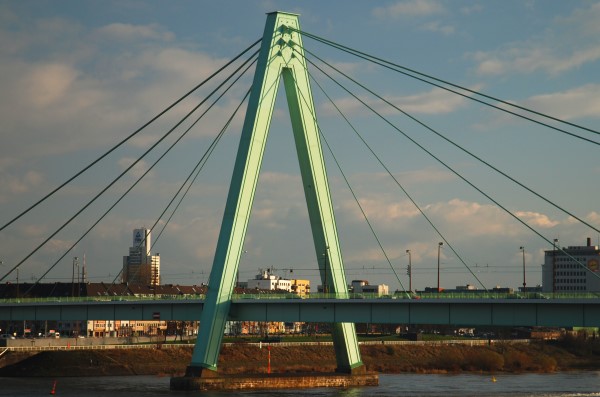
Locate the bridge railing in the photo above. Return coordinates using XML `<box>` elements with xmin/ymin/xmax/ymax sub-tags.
<box><xmin>231</xmin><ymin>291</ymin><xmax>600</xmax><ymax>300</ymax></box>
<box><xmin>0</xmin><ymin>294</ymin><xmax>206</xmax><ymax>304</ymax></box>
<box><xmin>411</xmin><ymin>291</ymin><xmax>600</xmax><ymax>300</ymax></box>
<box><xmin>0</xmin><ymin>291</ymin><xmax>599</xmax><ymax>304</ymax></box>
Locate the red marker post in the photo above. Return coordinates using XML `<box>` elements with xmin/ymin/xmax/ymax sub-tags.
<box><xmin>267</xmin><ymin>346</ymin><xmax>271</xmax><ymax>374</ymax></box>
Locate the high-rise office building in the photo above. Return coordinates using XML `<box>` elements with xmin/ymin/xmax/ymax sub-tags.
<box><xmin>542</xmin><ymin>237</ymin><xmax>600</xmax><ymax>292</ymax></box>
<box><xmin>122</xmin><ymin>228</ymin><xmax>160</xmax><ymax>286</ymax></box>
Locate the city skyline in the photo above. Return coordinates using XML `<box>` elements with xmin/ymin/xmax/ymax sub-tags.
<box><xmin>1</xmin><ymin>1</ymin><xmax>599</xmax><ymax>291</ymax></box>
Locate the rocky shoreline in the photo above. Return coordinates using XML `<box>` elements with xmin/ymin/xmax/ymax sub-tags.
<box><xmin>1</xmin><ymin>338</ymin><xmax>598</xmax><ymax>377</ymax></box>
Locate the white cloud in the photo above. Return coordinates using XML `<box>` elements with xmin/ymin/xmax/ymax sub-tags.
<box><xmin>358</xmin><ymin>198</ymin><xmax>422</xmax><ymax>223</ymax></box>
<box><xmin>18</xmin><ymin>223</ymin><xmax>48</xmax><ymax>239</ymax></box>
<box><xmin>353</xmin><ymin>168</ymin><xmax>454</xmax><ymax>188</ymax></box>
<box><xmin>396</xmin><ymin>87</ymin><xmax>467</xmax><ymax>114</ymax></box>
<box><xmin>147</xmin><ymin>47</ymin><xmax>224</xmax><ymax>81</ymax></box>
<box><xmin>117</xmin><ymin>158</ymin><xmax>152</xmax><ymax>179</ymax></box>
<box><xmin>0</xmin><ymin>170</ymin><xmax>43</xmax><ymax>198</ymax></box>
<box><xmin>431</xmin><ymin>198</ymin><xmax>519</xmax><ymax>236</ymax></box>
<box><xmin>96</xmin><ymin>23</ymin><xmax>174</xmax><ymax>42</ymax></box>
<box><xmin>558</xmin><ymin>2</ymin><xmax>600</xmax><ymax>36</ymax></box>
<box><xmin>0</xmin><ymin>15</ymin><xmax>236</xmax><ymax>173</ymax></box>
<box><xmin>341</xmin><ymin>194</ymin><xmax>555</xmax><ymax>239</ymax></box>
<box><xmin>473</xmin><ymin>46</ymin><xmax>600</xmax><ymax>76</ymax></box>
<box><xmin>482</xmin><ymin>83</ymin><xmax>600</xmax><ymax>128</ymax></box>
<box><xmin>259</xmin><ymin>171</ymin><xmax>301</xmax><ymax>185</ymax></box>
<box><xmin>514</xmin><ymin>210</ymin><xmax>559</xmax><ymax>229</ymax></box>
<box><xmin>586</xmin><ymin>211</ymin><xmax>600</xmax><ymax>224</ymax></box>
<box><xmin>471</xmin><ymin>3</ymin><xmax>600</xmax><ymax>76</ymax></box>
<box><xmin>422</xmin><ymin>21</ymin><xmax>455</xmax><ymax>36</ymax></box>
<box><xmin>22</xmin><ymin>63</ymin><xmax>79</xmax><ymax>107</ymax></box>
<box><xmin>321</xmin><ymin>86</ymin><xmax>468</xmax><ymax>117</ymax></box>
<box><xmin>523</xmin><ymin>84</ymin><xmax>600</xmax><ymax>120</ymax></box>
<box><xmin>324</xmin><ymin>61</ymin><xmax>362</xmax><ymax>76</ymax></box>
<box><xmin>251</xmin><ymin>172</ymin><xmax>305</xmax><ymax>228</ymax></box>
<box><xmin>373</xmin><ymin>0</ymin><xmax>444</xmax><ymax>19</ymax></box>
<box><xmin>460</xmin><ymin>4</ymin><xmax>483</xmax><ymax>15</ymax></box>
<box><xmin>45</xmin><ymin>237</ymin><xmax>77</xmax><ymax>254</ymax></box>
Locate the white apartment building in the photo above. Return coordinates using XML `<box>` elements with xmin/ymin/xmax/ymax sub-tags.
<box><xmin>247</xmin><ymin>269</ymin><xmax>292</xmax><ymax>291</ymax></box>
<box><xmin>542</xmin><ymin>238</ymin><xmax>600</xmax><ymax>292</ymax></box>
<box><xmin>122</xmin><ymin>228</ymin><xmax>161</xmax><ymax>286</ymax></box>
<box><xmin>351</xmin><ymin>279</ymin><xmax>389</xmax><ymax>296</ymax></box>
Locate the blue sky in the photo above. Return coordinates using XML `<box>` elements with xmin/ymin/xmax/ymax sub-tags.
<box><xmin>1</xmin><ymin>0</ymin><xmax>599</xmax><ymax>292</ymax></box>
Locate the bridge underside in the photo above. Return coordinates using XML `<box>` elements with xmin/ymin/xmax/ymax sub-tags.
<box><xmin>2</xmin><ymin>299</ymin><xmax>599</xmax><ymax>328</ymax></box>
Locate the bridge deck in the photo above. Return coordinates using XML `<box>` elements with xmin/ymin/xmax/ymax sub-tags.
<box><xmin>1</xmin><ymin>297</ymin><xmax>598</xmax><ymax>327</ymax></box>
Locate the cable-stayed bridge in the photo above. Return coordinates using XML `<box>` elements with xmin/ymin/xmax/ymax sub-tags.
<box><xmin>1</xmin><ymin>11</ymin><xmax>599</xmax><ymax>380</ymax></box>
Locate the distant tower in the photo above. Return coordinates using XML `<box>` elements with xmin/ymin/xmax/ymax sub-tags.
<box><xmin>122</xmin><ymin>228</ymin><xmax>160</xmax><ymax>286</ymax></box>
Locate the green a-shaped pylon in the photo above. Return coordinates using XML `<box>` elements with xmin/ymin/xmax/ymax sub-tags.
<box><xmin>186</xmin><ymin>11</ymin><xmax>364</xmax><ymax>377</ymax></box>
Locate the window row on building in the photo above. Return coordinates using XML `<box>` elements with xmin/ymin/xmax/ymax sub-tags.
<box><xmin>542</xmin><ymin>237</ymin><xmax>600</xmax><ymax>293</ymax></box>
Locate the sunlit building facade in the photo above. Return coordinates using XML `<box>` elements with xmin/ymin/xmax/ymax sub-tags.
<box><xmin>122</xmin><ymin>228</ymin><xmax>161</xmax><ymax>286</ymax></box>
<box><xmin>542</xmin><ymin>238</ymin><xmax>600</xmax><ymax>292</ymax></box>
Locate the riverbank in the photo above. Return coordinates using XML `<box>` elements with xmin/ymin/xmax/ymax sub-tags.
<box><xmin>1</xmin><ymin>337</ymin><xmax>598</xmax><ymax>377</ymax></box>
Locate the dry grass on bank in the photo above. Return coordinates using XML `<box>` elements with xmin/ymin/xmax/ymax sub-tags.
<box><xmin>1</xmin><ymin>337</ymin><xmax>598</xmax><ymax>377</ymax></box>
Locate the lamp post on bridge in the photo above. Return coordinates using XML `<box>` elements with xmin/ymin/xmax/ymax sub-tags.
<box><xmin>437</xmin><ymin>242</ymin><xmax>443</xmax><ymax>293</ymax></box>
<box><xmin>552</xmin><ymin>239</ymin><xmax>559</xmax><ymax>293</ymax></box>
<box><xmin>237</xmin><ymin>250</ymin><xmax>248</xmax><ymax>288</ymax></box>
<box><xmin>520</xmin><ymin>246</ymin><xmax>526</xmax><ymax>292</ymax></box>
<box><xmin>71</xmin><ymin>257</ymin><xmax>79</xmax><ymax>297</ymax></box>
<box><xmin>322</xmin><ymin>246</ymin><xmax>330</xmax><ymax>295</ymax></box>
<box><xmin>406</xmin><ymin>249</ymin><xmax>412</xmax><ymax>292</ymax></box>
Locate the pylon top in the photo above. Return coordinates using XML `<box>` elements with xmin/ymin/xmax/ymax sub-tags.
<box><xmin>266</xmin><ymin>11</ymin><xmax>300</xmax><ymax>17</ymax></box>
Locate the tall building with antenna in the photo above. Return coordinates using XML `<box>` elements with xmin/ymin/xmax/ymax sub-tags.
<box><xmin>122</xmin><ymin>228</ymin><xmax>160</xmax><ymax>286</ymax></box>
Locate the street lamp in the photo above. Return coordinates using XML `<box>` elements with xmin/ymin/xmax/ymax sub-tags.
<box><xmin>552</xmin><ymin>239</ymin><xmax>558</xmax><ymax>293</ymax></box>
<box><xmin>237</xmin><ymin>250</ymin><xmax>248</xmax><ymax>288</ymax></box>
<box><xmin>72</xmin><ymin>257</ymin><xmax>79</xmax><ymax>297</ymax></box>
<box><xmin>520</xmin><ymin>246</ymin><xmax>526</xmax><ymax>292</ymax></box>
<box><xmin>406</xmin><ymin>250</ymin><xmax>412</xmax><ymax>292</ymax></box>
<box><xmin>437</xmin><ymin>242</ymin><xmax>443</xmax><ymax>293</ymax></box>
<box><xmin>322</xmin><ymin>246</ymin><xmax>330</xmax><ymax>295</ymax></box>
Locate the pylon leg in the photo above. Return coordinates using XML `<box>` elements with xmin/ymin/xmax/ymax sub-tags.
<box><xmin>186</xmin><ymin>11</ymin><xmax>363</xmax><ymax>376</ymax></box>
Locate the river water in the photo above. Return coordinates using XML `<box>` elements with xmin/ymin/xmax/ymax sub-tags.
<box><xmin>0</xmin><ymin>372</ymin><xmax>598</xmax><ymax>396</ymax></box>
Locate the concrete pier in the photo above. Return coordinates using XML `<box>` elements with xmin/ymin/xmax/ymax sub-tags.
<box><xmin>170</xmin><ymin>372</ymin><xmax>379</xmax><ymax>391</ymax></box>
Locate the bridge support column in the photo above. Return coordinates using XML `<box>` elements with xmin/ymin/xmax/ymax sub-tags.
<box><xmin>182</xmin><ymin>11</ymin><xmax>363</xmax><ymax>380</ymax></box>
